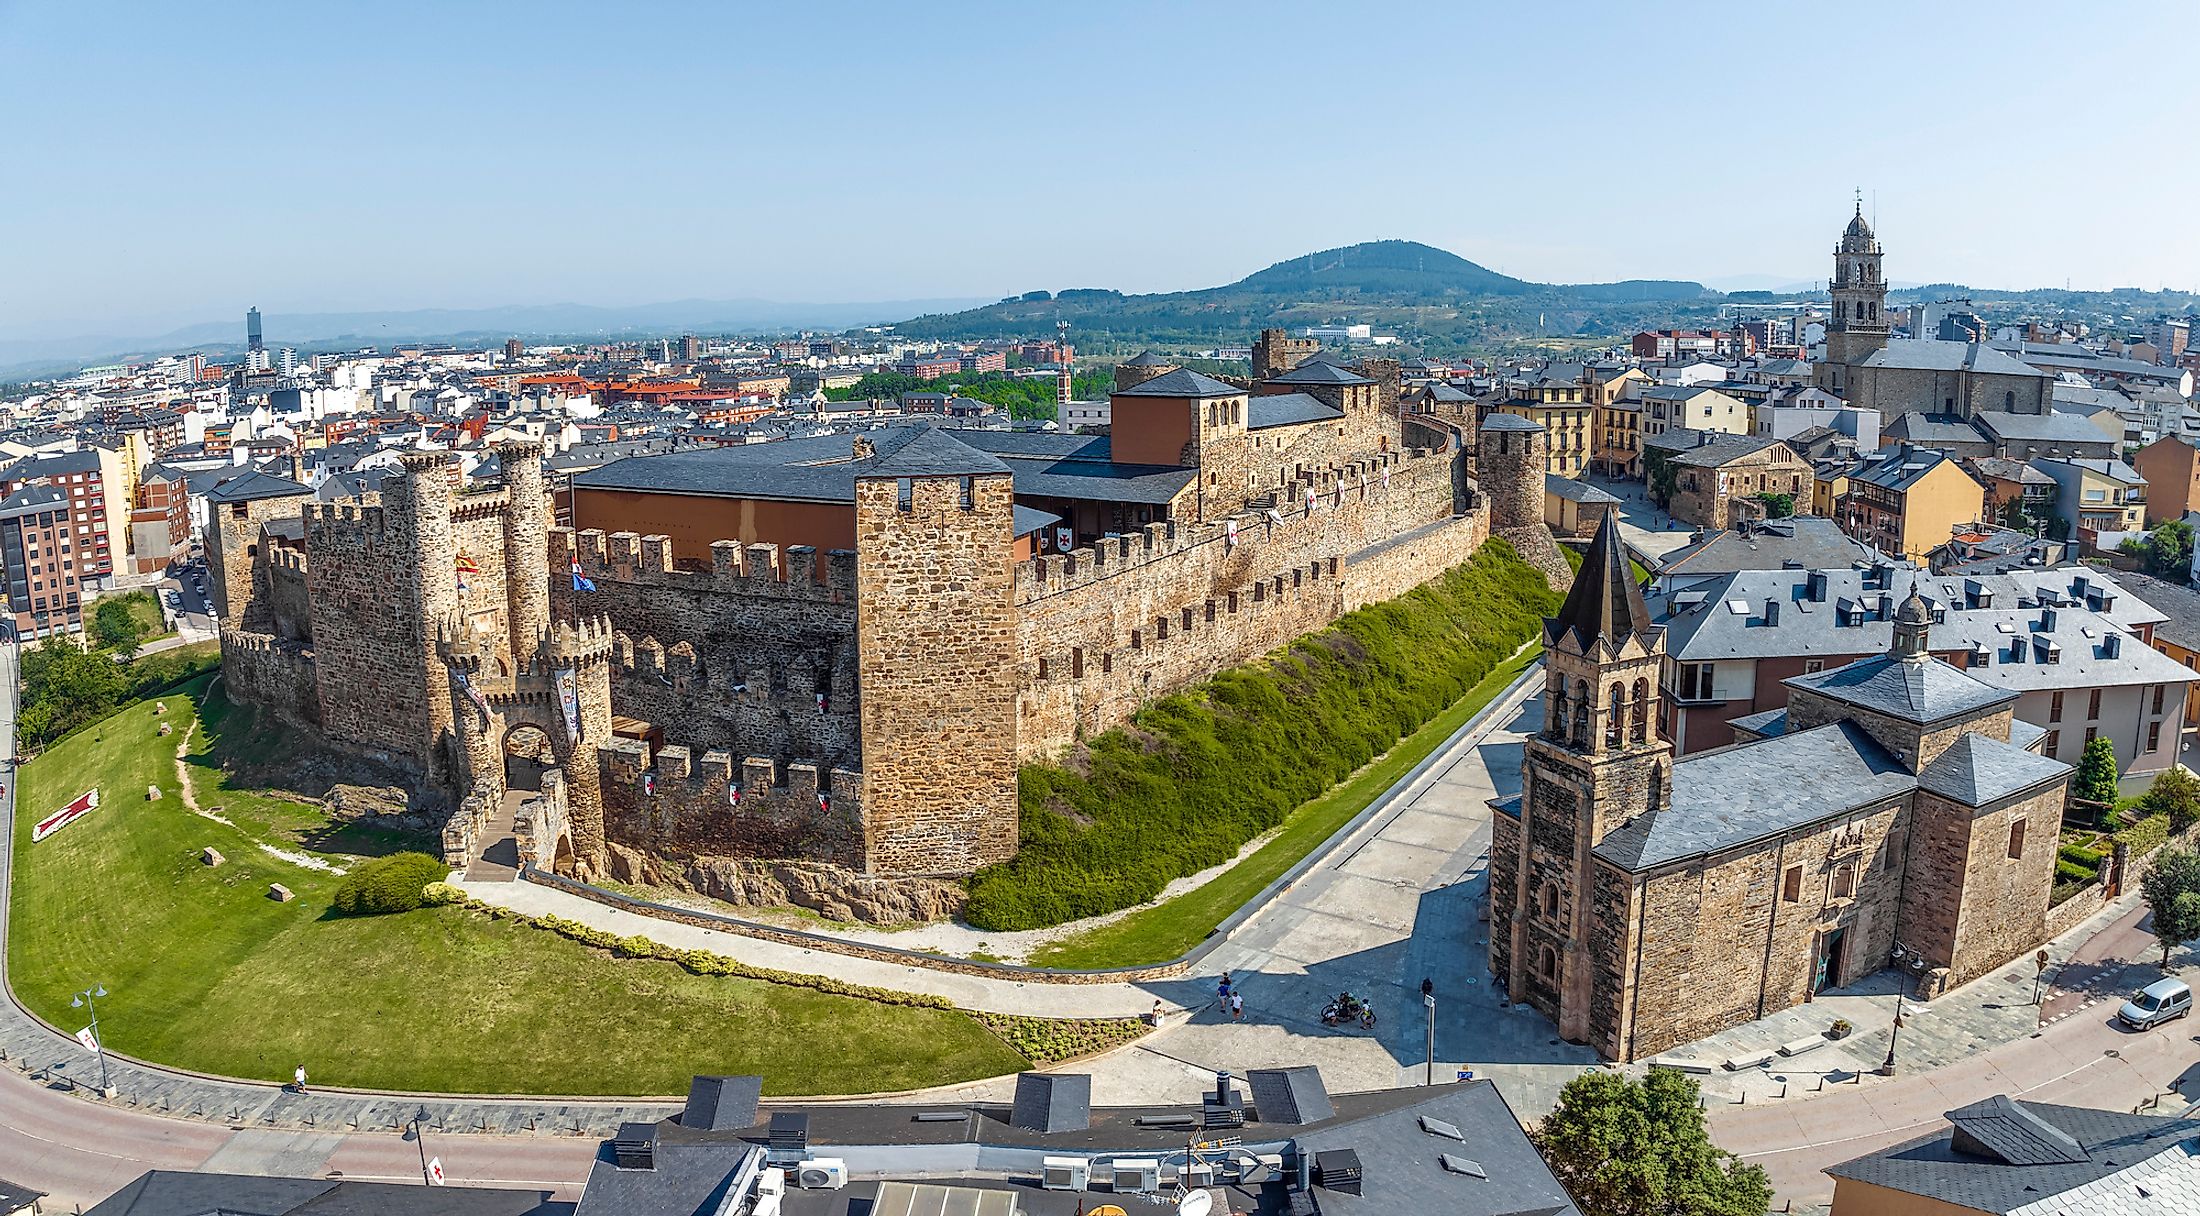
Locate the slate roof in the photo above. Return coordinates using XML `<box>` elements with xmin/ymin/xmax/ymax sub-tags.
<box><xmin>1825</xmin><ymin>1099</ymin><xmax>2200</xmax><ymax>1215</ymax></box>
<box><xmin>1249</xmin><ymin>391</ymin><xmax>1346</xmax><ymax>430</ymax></box>
<box><xmin>574</xmin><ymin>425</ymin><xmax>1007</xmax><ymax>505</ymax></box>
<box><xmin>1248</xmin><ymin>1065</ymin><xmax>1335</xmax><ymax>1125</ymax></box>
<box><xmin>1656</xmin><ymin>517</ymin><xmax>1880</xmax><ymax>578</ymax></box>
<box><xmin>1594</xmin><ymin>721</ymin><xmax>1918</xmax><ymax>870</ymax></box>
<box><xmin>1861</xmin><ymin>339</ymin><xmax>2052</xmax><ymax>379</ymax></box>
<box><xmin>0</xmin><ymin>448</ymin><xmax>102</xmax><ymax>479</ymax></box>
<box><xmin>1545</xmin><ymin>474</ymin><xmax>1619</xmax><ymax>504</ymax></box>
<box><xmin>1281</xmin><ymin>1082</ymin><xmax>1582</xmax><ymax>1216</ymax></box>
<box><xmin>203</xmin><ymin>469</ymin><xmax>313</xmax><ymax>504</ymax></box>
<box><xmin>1848</xmin><ymin>445</ymin><xmax>1965</xmax><ymax>492</ymax></box>
<box><xmin>84</xmin><ymin>1170</ymin><xmax>557</xmax><ymax>1215</ymax></box>
<box><xmin>1548</xmin><ymin>513</ymin><xmax>1653</xmax><ymax>652</ymax></box>
<box><xmin>681</xmin><ymin>1075</ymin><xmax>761</xmax><ymax>1132</ymax></box>
<box><xmin>1010</xmin><ymin>505</ymin><xmax>1062</xmax><ymax>537</ymax></box>
<box><xmin>1883</xmin><ymin>412</ymin><xmax>1990</xmax><ymax>447</ymax></box>
<box><xmin>1916</xmin><ymin>733</ymin><xmax>2071</xmax><ymax>806</ymax></box>
<box><xmin>1973</xmin><ymin>410</ymin><xmax>2116</xmax><ymax>446</ymax></box>
<box><xmin>1121</xmin><ymin>349</ymin><xmax>1174</xmax><ymax>367</ymax></box>
<box><xmin>1971</xmin><ymin>457</ymin><xmax>2057</xmax><ymax>486</ymax></box>
<box><xmin>2103</xmin><ymin>571</ymin><xmax>2200</xmax><ymax>651</ymax></box>
<box><xmin>0</xmin><ymin>484</ymin><xmax>67</xmax><ymax>518</ymax></box>
<box><xmin>1480</xmin><ymin>412</ymin><xmax>1544</xmax><ymax>432</ymax></box>
<box><xmin>1785</xmin><ymin>652</ymin><xmax>2015</xmax><ymax>723</ymax></box>
<box><xmin>1267</xmin><ymin>358</ymin><xmax>1374</xmax><ymax>387</ymax></box>
<box><xmin>1109</xmin><ymin>368</ymin><xmax>1244</xmax><ymax>398</ymax></box>
<box><xmin>1660</xmin><ymin>432</ymin><xmax>1783</xmax><ymax>468</ymax></box>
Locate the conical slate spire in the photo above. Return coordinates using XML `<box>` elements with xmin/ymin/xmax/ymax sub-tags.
<box><xmin>1547</xmin><ymin>512</ymin><xmax>1651</xmax><ymax>652</ymax></box>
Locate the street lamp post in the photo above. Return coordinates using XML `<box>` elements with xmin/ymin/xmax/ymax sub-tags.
<box><xmin>401</xmin><ymin>1107</ymin><xmax>434</xmax><ymax>1185</ymax></box>
<box><xmin>70</xmin><ymin>984</ymin><xmax>112</xmax><ymax>1095</ymax></box>
<box><xmin>1881</xmin><ymin>943</ymin><xmax>1930</xmax><ymax>1076</ymax></box>
<box><xmin>1421</xmin><ymin>977</ymin><xmax>1436</xmax><ymax>1086</ymax></box>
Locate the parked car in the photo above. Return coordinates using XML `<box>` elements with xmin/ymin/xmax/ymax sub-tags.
<box><xmin>2117</xmin><ymin>977</ymin><xmax>2193</xmax><ymax>1030</ymax></box>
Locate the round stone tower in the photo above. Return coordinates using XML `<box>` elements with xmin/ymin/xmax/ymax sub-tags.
<box><xmin>1115</xmin><ymin>349</ymin><xmax>1179</xmax><ymax>392</ymax></box>
<box><xmin>1477</xmin><ymin>412</ymin><xmax>1547</xmax><ymax>533</ymax></box>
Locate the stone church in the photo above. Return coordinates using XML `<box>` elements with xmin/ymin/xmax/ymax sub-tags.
<box><xmin>1488</xmin><ymin>514</ymin><xmax>2073</xmax><ymax>1062</ymax></box>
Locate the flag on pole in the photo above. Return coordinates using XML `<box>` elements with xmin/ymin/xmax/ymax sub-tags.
<box><xmin>426</xmin><ymin>1157</ymin><xmax>445</xmax><ymax>1186</ymax></box>
<box><xmin>570</xmin><ymin>555</ymin><xmax>597</xmax><ymax>593</ymax></box>
<box><xmin>75</xmin><ymin>1025</ymin><xmax>99</xmax><ymax>1054</ymax></box>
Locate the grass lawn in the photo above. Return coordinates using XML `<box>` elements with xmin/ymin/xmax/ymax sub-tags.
<box><xmin>1030</xmin><ymin>642</ymin><xmax>1542</xmax><ymax>969</ymax></box>
<box><xmin>7</xmin><ymin>677</ymin><xmax>1026</xmax><ymax>1095</ymax></box>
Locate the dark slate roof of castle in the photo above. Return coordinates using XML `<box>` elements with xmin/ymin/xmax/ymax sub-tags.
<box><xmin>1480</xmin><ymin>412</ymin><xmax>1544</xmax><ymax>432</ymax></box>
<box><xmin>1916</xmin><ymin>733</ymin><xmax>2070</xmax><ymax>806</ymax></box>
<box><xmin>1594</xmin><ymin>721</ymin><xmax>1917</xmax><ymax>870</ymax></box>
<box><xmin>1784</xmin><ymin>652</ymin><xmax>2015</xmax><ymax>724</ymax></box>
<box><xmin>1110</xmin><ymin>368</ymin><xmax>1244</xmax><ymax>398</ymax></box>
<box><xmin>1545</xmin><ymin>475</ymin><xmax>1619</xmax><ymax>504</ymax></box>
<box><xmin>574</xmin><ymin>425</ymin><xmax>1007</xmax><ymax>505</ymax></box>
<box><xmin>1652</xmin><ymin>431</ymin><xmax>1782</xmax><ymax>468</ymax></box>
<box><xmin>1267</xmin><ymin>358</ymin><xmax>1374</xmax><ymax>387</ymax></box>
<box><xmin>1825</xmin><ymin>1099</ymin><xmax>2200</xmax><ymax>1214</ymax></box>
<box><xmin>1548</xmin><ymin>512</ymin><xmax>1650</xmax><ymax>651</ymax></box>
<box><xmin>204</xmin><ymin>469</ymin><xmax>313</xmax><ymax>504</ymax></box>
<box><xmin>1249</xmin><ymin>391</ymin><xmax>1346</xmax><ymax>430</ymax></box>
<box><xmin>1122</xmin><ymin>349</ymin><xmax>1174</xmax><ymax>367</ymax></box>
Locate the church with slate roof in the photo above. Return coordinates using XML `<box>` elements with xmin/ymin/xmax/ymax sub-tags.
<box><xmin>1488</xmin><ymin>512</ymin><xmax>2075</xmax><ymax>1061</ymax></box>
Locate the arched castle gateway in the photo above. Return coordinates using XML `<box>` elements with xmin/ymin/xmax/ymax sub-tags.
<box><xmin>213</xmin><ymin>354</ymin><xmax>1562</xmax><ymax>904</ymax></box>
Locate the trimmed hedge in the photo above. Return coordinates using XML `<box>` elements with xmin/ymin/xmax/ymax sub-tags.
<box><xmin>332</xmin><ymin>851</ymin><xmax>448</xmax><ymax>916</ymax></box>
<box><xmin>2054</xmin><ymin>859</ymin><xmax>2098</xmax><ymax>884</ymax></box>
<box><xmin>2057</xmin><ymin>843</ymin><xmax>2104</xmax><ymax>876</ymax></box>
<box><xmin>966</xmin><ymin>539</ymin><xmax>1560</xmax><ymax>931</ymax></box>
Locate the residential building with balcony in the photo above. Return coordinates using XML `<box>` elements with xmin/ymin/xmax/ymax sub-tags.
<box><xmin>0</xmin><ymin>485</ymin><xmax>85</xmax><ymax>638</ymax></box>
<box><xmin>2032</xmin><ymin>457</ymin><xmax>2145</xmax><ymax>550</ymax></box>
<box><xmin>1835</xmin><ymin>445</ymin><xmax>1985</xmax><ymax>561</ymax></box>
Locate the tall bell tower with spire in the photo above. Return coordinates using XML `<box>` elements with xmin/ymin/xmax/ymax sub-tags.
<box><xmin>1821</xmin><ymin>193</ymin><xmax>1890</xmax><ymax>387</ymax></box>
<box><xmin>1488</xmin><ymin>512</ymin><xmax>1672</xmax><ymax>1045</ymax></box>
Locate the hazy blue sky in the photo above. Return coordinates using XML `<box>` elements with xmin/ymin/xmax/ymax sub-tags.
<box><xmin>4</xmin><ymin>1</ymin><xmax>2196</xmax><ymax>338</ymax></box>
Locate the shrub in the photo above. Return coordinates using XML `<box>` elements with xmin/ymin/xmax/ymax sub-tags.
<box><xmin>420</xmin><ymin>881</ymin><xmax>465</xmax><ymax>906</ymax></box>
<box><xmin>2057</xmin><ymin>843</ymin><xmax>2104</xmax><ymax>875</ymax></box>
<box><xmin>2055</xmin><ymin>859</ymin><xmax>2099</xmax><ymax>884</ymax></box>
<box><xmin>2117</xmin><ymin>814</ymin><xmax>2173</xmax><ymax>859</ymax></box>
<box><xmin>332</xmin><ymin>851</ymin><xmax>448</xmax><ymax>915</ymax></box>
<box><xmin>965</xmin><ymin>541</ymin><xmax>1559</xmax><ymax>931</ymax></box>
<box><xmin>2074</xmin><ymin>737</ymin><xmax>2120</xmax><ymax>806</ymax></box>
<box><xmin>2140</xmin><ymin>766</ymin><xmax>2200</xmax><ymax>836</ymax></box>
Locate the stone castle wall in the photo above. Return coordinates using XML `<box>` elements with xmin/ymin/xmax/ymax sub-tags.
<box><xmin>302</xmin><ymin>484</ymin><xmax>453</xmax><ymax>775</ymax></box>
<box><xmin>549</xmin><ymin>528</ymin><xmax>862</xmax><ymax>769</ymax></box>
<box><xmin>265</xmin><ymin>546</ymin><xmax>312</xmax><ymax>641</ymax></box>
<box><xmin>1013</xmin><ymin>448</ymin><xmax>1481</xmax><ymax>759</ymax></box>
<box><xmin>600</xmin><ymin>738</ymin><xmax>864</xmax><ymax>868</ymax></box>
<box><xmin>217</xmin><ymin>629</ymin><xmax>321</xmax><ymax>730</ymax></box>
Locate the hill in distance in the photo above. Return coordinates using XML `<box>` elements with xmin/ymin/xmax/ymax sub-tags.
<box><xmin>890</xmin><ymin>239</ymin><xmax>1722</xmax><ymax>348</ymax></box>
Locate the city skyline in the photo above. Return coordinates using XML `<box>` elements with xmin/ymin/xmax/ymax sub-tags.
<box><xmin>4</xmin><ymin>1</ymin><xmax>2198</xmax><ymax>339</ymax></box>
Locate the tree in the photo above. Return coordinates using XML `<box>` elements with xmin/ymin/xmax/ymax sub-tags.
<box><xmin>1752</xmin><ymin>492</ymin><xmax>1794</xmax><ymax>519</ymax></box>
<box><xmin>2074</xmin><ymin>736</ymin><xmax>2120</xmax><ymax>805</ymax></box>
<box><xmin>1533</xmin><ymin>1069</ymin><xmax>1771</xmax><ymax>1216</ymax></box>
<box><xmin>2141</xmin><ymin>847</ymin><xmax>2200</xmax><ymax>968</ymax></box>
<box><xmin>2117</xmin><ymin>520</ymin><xmax>2195</xmax><ymax>579</ymax></box>
<box><xmin>92</xmin><ymin>597</ymin><xmax>147</xmax><ymax>654</ymax></box>
<box><xmin>2141</xmin><ymin>766</ymin><xmax>2200</xmax><ymax>836</ymax></box>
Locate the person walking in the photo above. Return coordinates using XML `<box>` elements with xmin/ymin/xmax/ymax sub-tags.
<box><xmin>293</xmin><ymin>1064</ymin><xmax>308</xmax><ymax>1094</ymax></box>
<box><xmin>1216</xmin><ymin>971</ymin><xmax>1232</xmax><ymax>1005</ymax></box>
<box><xmin>1229</xmin><ymin>991</ymin><xmax>1244</xmax><ymax>1021</ymax></box>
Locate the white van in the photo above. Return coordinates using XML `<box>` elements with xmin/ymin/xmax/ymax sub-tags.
<box><xmin>2117</xmin><ymin>977</ymin><xmax>2193</xmax><ymax>1030</ymax></box>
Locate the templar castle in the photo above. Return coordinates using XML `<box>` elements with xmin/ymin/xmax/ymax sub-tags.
<box><xmin>212</xmin><ymin>333</ymin><xmax>1569</xmax><ymax>906</ymax></box>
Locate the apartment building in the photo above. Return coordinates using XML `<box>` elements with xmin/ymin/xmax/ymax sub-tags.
<box><xmin>1835</xmin><ymin>445</ymin><xmax>1985</xmax><ymax>560</ymax></box>
<box><xmin>0</xmin><ymin>449</ymin><xmax>125</xmax><ymax>580</ymax></box>
<box><xmin>1656</xmin><ymin>564</ymin><xmax>2190</xmax><ymax>774</ymax></box>
<box><xmin>0</xmin><ymin>486</ymin><xmax>85</xmax><ymax>638</ymax></box>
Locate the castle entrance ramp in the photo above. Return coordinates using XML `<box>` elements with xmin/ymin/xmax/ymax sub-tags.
<box><xmin>464</xmin><ymin>789</ymin><xmax>528</xmax><ymax>882</ymax></box>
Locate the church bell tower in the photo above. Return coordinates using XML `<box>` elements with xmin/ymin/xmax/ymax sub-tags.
<box><xmin>1489</xmin><ymin>512</ymin><xmax>1672</xmax><ymax>1046</ymax></box>
<box><xmin>1823</xmin><ymin>195</ymin><xmax>1890</xmax><ymax>378</ymax></box>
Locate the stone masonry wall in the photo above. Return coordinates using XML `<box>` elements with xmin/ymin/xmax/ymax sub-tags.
<box><xmin>218</xmin><ymin>629</ymin><xmax>321</xmax><ymax>730</ymax></box>
<box><xmin>265</xmin><ymin>548</ymin><xmax>311</xmax><ymax>641</ymax></box>
<box><xmin>1014</xmin><ymin>449</ymin><xmax>1477</xmax><ymax>759</ymax></box>
<box><xmin>1618</xmin><ymin>798</ymin><xmax>1910</xmax><ymax>1061</ymax></box>
<box><xmin>1913</xmin><ymin>781</ymin><xmax>2063</xmax><ymax>990</ymax></box>
<box><xmin>854</xmin><ymin>472</ymin><xmax>1021</xmax><ymax>875</ymax></box>
<box><xmin>550</xmin><ymin>528</ymin><xmax>861</xmax><ymax>769</ymax></box>
<box><xmin>600</xmin><ymin>738</ymin><xmax>863</xmax><ymax>868</ymax></box>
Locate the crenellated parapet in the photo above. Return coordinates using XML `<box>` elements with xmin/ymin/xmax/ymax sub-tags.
<box><xmin>549</xmin><ymin>614</ymin><xmax>618</xmax><ymax>669</ymax></box>
<box><xmin>551</xmin><ymin>527</ymin><xmax>856</xmax><ymax>602</ymax></box>
<box><xmin>303</xmin><ymin>501</ymin><xmax>396</xmax><ymax>548</ymax></box>
<box><xmin>615</xmin><ymin>629</ymin><xmax>856</xmax><ymax>715</ymax></box>
<box><xmin>598</xmin><ymin>735</ymin><xmax>863</xmax><ymax>867</ymax></box>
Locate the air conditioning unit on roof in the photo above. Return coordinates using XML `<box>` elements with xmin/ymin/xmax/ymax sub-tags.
<box><xmin>1042</xmin><ymin>1156</ymin><xmax>1090</xmax><ymax>1191</ymax></box>
<box><xmin>791</xmin><ymin>1158</ymin><xmax>846</xmax><ymax>1190</ymax></box>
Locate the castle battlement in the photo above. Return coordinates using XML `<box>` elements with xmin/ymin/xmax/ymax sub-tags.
<box><xmin>615</xmin><ymin>631</ymin><xmax>857</xmax><ymax>715</ymax></box>
<box><xmin>219</xmin><ymin>627</ymin><xmax>316</xmax><ymax>663</ymax></box>
<box><xmin>451</xmin><ymin>489</ymin><xmax>513</xmax><ymax>522</ymax></box>
<box><xmin>549</xmin><ymin>614</ymin><xmax>618</xmax><ymax>667</ymax></box>
<box><xmin>1013</xmin><ymin>449</ymin><xmax>1442</xmax><ymax>604</ymax></box>
<box><xmin>551</xmin><ymin>527</ymin><xmax>856</xmax><ymax>600</ymax></box>
<box><xmin>1024</xmin><ymin>549</ymin><xmax>1335</xmax><ymax>686</ymax></box>
<box><xmin>303</xmin><ymin>501</ymin><xmax>395</xmax><ymax>546</ymax></box>
<box><xmin>265</xmin><ymin>546</ymin><xmax>308</xmax><ymax>574</ymax></box>
<box><xmin>600</xmin><ymin>736</ymin><xmax>859</xmax><ymax>804</ymax></box>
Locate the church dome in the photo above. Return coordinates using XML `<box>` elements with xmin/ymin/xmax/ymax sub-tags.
<box><xmin>1895</xmin><ymin>587</ymin><xmax>1930</xmax><ymax>626</ymax></box>
<box><xmin>1844</xmin><ymin>209</ymin><xmax>1874</xmax><ymax>242</ymax></box>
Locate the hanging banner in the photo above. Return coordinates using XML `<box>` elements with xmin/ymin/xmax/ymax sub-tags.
<box><xmin>1053</xmin><ymin>525</ymin><xmax>1074</xmax><ymax>553</ymax></box>
<box><xmin>451</xmin><ymin>668</ymin><xmax>492</xmax><ymax>722</ymax></box>
<box><xmin>1225</xmin><ymin>518</ymin><xmax>1239</xmax><ymax>550</ymax></box>
<box><xmin>33</xmin><ymin>789</ymin><xmax>101</xmax><ymax>843</ymax></box>
<box><xmin>554</xmin><ymin>667</ymin><xmax>581</xmax><ymax>745</ymax></box>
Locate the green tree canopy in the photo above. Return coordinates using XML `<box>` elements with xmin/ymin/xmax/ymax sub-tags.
<box><xmin>2142</xmin><ymin>766</ymin><xmax>2200</xmax><ymax>836</ymax></box>
<box><xmin>2074</xmin><ymin>736</ymin><xmax>2120</xmax><ymax>805</ymax></box>
<box><xmin>93</xmin><ymin>597</ymin><xmax>148</xmax><ymax>654</ymax></box>
<box><xmin>2141</xmin><ymin>847</ymin><xmax>2200</xmax><ymax>968</ymax></box>
<box><xmin>1532</xmin><ymin>1069</ymin><xmax>1771</xmax><ymax>1216</ymax></box>
<box><xmin>2118</xmin><ymin>519</ymin><xmax>2195</xmax><ymax>578</ymax></box>
<box><xmin>1751</xmin><ymin>492</ymin><xmax>1794</xmax><ymax>519</ymax></box>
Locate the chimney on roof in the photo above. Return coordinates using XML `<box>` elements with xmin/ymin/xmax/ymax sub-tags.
<box><xmin>2104</xmin><ymin>632</ymin><xmax>2123</xmax><ymax>658</ymax></box>
<box><xmin>1807</xmin><ymin>570</ymin><xmax>1829</xmax><ymax>602</ymax></box>
<box><xmin>851</xmin><ymin>435</ymin><xmax>875</xmax><ymax>461</ymax></box>
<box><xmin>1764</xmin><ymin>598</ymin><xmax>1781</xmax><ymax>626</ymax></box>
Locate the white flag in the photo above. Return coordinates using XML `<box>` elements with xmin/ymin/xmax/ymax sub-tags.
<box><xmin>75</xmin><ymin>1025</ymin><xmax>99</xmax><ymax>1054</ymax></box>
<box><xmin>427</xmin><ymin>1157</ymin><xmax>445</xmax><ymax>1186</ymax></box>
